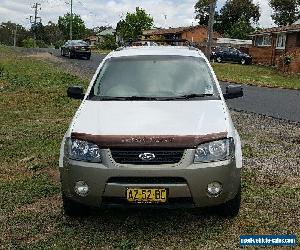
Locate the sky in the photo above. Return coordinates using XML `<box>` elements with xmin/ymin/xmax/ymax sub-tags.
<box><xmin>0</xmin><ymin>0</ymin><xmax>274</xmax><ymax>29</ymax></box>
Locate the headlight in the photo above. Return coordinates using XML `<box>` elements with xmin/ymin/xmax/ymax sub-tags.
<box><xmin>194</xmin><ymin>139</ymin><xmax>233</xmax><ymax>163</ymax></box>
<box><xmin>66</xmin><ymin>138</ymin><xmax>101</xmax><ymax>162</ymax></box>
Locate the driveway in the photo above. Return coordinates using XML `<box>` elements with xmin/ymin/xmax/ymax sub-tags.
<box><xmin>36</xmin><ymin>48</ymin><xmax>300</xmax><ymax>122</ymax></box>
<box><xmin>220</xmin><ymin>82</ymin><xmax>300</xmax><ymax>122</ymax></box>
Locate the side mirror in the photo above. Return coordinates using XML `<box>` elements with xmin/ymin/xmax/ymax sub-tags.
<box><xmin>67</xmin><ymin>86</ymin><xmax>85</xmax><ymax>100</ymax></box>
<box><xmin>223</xmin><ymin>85</ymin><xmax>243</xmax><ymax>100</ymax></box>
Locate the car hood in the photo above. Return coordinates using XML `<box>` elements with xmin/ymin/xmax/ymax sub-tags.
<box><xmin>70</xmin><ymin>100</ymin><xmax>229</xmax><ymax>136</ymax></box>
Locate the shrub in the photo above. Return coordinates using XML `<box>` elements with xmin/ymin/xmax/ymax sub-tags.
<box><xmin>99</xmin><ymin>35</ymin><xmax>117</xmax><ymax>50</ymax></box>
<box><xmin>22</xmin><ymin>38</ymin><xmax>35</xmax><ymax>48</ymax></box>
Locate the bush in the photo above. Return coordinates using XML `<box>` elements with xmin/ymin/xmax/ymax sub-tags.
<box><xmin>36</xmin><ymin>40</ymin><xmax>48</xmax><ymax>48</ymax></box>
<box><xmin>99</xmin><ymin>35</ymin><xmax>117</xmax><ymax>50</ymax></box>
<box><xmin>22</xmin><ymin>38</ymin><xmax>35</xmax><ymax>48</ymax></box>
<box><xmin>54</xmin><ymin>40</ymin><xmax>64</xmax><ymax>49</ymax></box>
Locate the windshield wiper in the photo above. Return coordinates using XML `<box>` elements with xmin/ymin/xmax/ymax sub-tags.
<box><xmin>164</xmin><ymin>93</ymin><xmax>214</xmax><ymax>100</ymax></box>
<box><xmin>123</xmin><ymin>96</ymin><xmax>159</xmax><ymax>100</ymax></box>
<box><xmin>99</xmin><ymin>96</ymin><xmax>128</xmax><ymax>100</ymax></box>
<box><xmin>94</xmin><ymin>94</ymin><xmax>215</xmax><ymax>101</ymax></box>
<box><xmin>98</xmin><ymin>96</ymin><xmax>159</xmax><ymax>101</ymax></box>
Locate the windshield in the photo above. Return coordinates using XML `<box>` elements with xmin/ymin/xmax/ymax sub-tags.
<box><xmin>69</xmin><ymin>40</ymin><xmax>88</xmax><ymax>46</ymax></box>
<box><xmin>90</xmin><ymin>55</ymin><xmax>218</xmax><ymax>99</ymax></box>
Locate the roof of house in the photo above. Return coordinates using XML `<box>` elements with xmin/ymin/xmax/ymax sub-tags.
<box><xmin>217</xmin><ymin>38</ymin><xmax>252</xmax><ymax>45</ymax></box>
<box><xmin>143</xmin><ymin>25</ymin><xmax>206</xmax><ymax>36</ymax></box>
<box><xmin>250</xmin><ymin>23</ymin><xmax>300</xmax><ymax>36</ymax></box>
<box><xmin>98</xmin><ymin>28</ymin><xmax>116</xmax><ymax>36</ymax></box>
<box><xmin>86</xmin><ymin>35</ymin><xmax>97</xmax><ymax>41</ymax></box>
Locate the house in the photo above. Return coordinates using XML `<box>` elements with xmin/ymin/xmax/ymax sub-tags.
<box><xmin>249</xmin><ymin>24</ymin><xmax>300</xmax><ymax>73</ymax></box>
<box><xmin>142</xmin><ymin>25</ymin><xmax>220</xmax><ymax>46</ymax></box>
<box><xmin>85</xmin><ymin>35</ymin><xmax>98</xmax><ymax>47</ymax></box>
<box><xmin>216</xmin><ymin>38</ymin><xmax>252</xmax><ymax>54</ymax></box>
<box><xmin>97</xmin><ymin>28</ymin><xmax>116</xmax><ymax>44</ymax></box>
<box><xmin>216</xmin><ymin>38</ymin><xmax>252</xmax><ymax>48</ymax></box>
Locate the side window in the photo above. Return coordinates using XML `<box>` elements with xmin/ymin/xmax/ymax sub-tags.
<box><xmin>255</xmin><ymin>35</ymin><xmax>272</xmax><ymax>46</ymax></box>
<box><xmin>276</xmin><ymin>33</ymin><xmax>286</xmax><ymax>49</ymax></box>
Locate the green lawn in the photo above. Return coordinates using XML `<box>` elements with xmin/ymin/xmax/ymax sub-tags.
<box><xmin>0</xmin><ymin>46</ymin><xmax>299</xmax><ymax>249</ymax></box>
<box><xmin>92</xmin><ymin>49</ymin><xmax>112</xmax><ymax>55</ymax></box>
<box><xmin>212</xmin><ymin>63</ymin><xmax>300</xmax><ymax>90</ymax></box>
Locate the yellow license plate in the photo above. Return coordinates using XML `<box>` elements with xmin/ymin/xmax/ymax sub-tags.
<box><xmin>126</xmin><ymin>188</ymin><xmax>167</xmax><ymax>203</ymax></box>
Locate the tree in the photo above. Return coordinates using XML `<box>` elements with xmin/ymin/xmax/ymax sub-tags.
<box><xmin>269</xmin><ymin>0</ymin><xmax>300</xmax><ymax>26</ymax></box>
<box><xmin>218</xmin><ymin>0</ymin><xmax>260</xmax><ymax>35</ymax></box>
<box><xmin>226</xmin><ymin>17</ymin><xmax>255</xmax><ymax>39</ymax></box>
<box><xmin>195</xmin><ymin>0</ymin><xmax>220</xmax><ymax>26</ymax></box>
<box><xmin>195</xmin><ymin>0</ymin><xmax>260</xmax><ymax>38</ymax></box>
<box><xmin>43</xmin><ymin>21</ymin><xmax>63</xmax><ymax>47</ymax></box>
<box><xmin>116</xmin><ymin>7</ymin><xmax>153</xmax><ymax>42</ymax></box>
<box><xmin>0</xmin><ymin>22</ymin><xmax>30</xmax><ymax>46</ymax></box>
<box><xmin>58</xmin><ymin>13</ymin><xmax>86</xmax><ymax>40</ymax></box>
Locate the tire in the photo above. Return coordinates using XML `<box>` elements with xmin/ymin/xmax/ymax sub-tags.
<box><xmin>69</xmin><ymin>50</ymin><xmax>75</xmax><ymax>59</ymax></box>
<box><xmin>62</xmin><ymin>194</ymin><xmax>90</xmax><ymax>217</ymax></box>
<box><xmin>216</xmin><ymin>56</ymin><xmax>222</xmax><ymax>63</ymax></box>
<box><xmin>86</xmin><ymin>54</ymin><xmax>91</xmax><ymax>60</ymax></box>
<box><xmin>61</xmin><ymin>49</ymin><xmax>65</xmax><ymax>57</ymax></box>
<box><xmin>240</xmin><ymin>58</ymin><xmax>246</xmax><ymax>65</ymax></box>
<box><xmin>218</xmin><ymin>184</ymin><xmax>241</xmax><ymax>217</ymax></box>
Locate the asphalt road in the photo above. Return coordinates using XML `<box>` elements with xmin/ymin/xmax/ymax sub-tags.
<box><xmin>49</xmin><ymin>49</ymin><xmax>300</xmax><ymax>122</ymax></box>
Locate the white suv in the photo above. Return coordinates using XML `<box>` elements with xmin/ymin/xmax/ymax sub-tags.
<box><xmin>59</xmin><ymin>46</ymin><xmax>243</xmax><ymax>217</ymax></box>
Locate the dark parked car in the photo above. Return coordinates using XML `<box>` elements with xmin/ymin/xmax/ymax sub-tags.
<box><xmin>211</xmin><ymin>47</ymin><xmax>252</xmax><ymax>65</ymax></box>
<box><xmin>61</xmin><ymin>40</ymin><xmax>91</xmax><ymax>60</ymax></box>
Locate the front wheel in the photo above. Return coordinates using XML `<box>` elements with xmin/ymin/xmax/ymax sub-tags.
<box><xmin>69</xmin><ymin>50</ymin><xmax>75</xmax><ymax>59</ymax></box>
<box><xmin>62</xmin><ymin>194</ymin><xmax>90</xmax><ymax>217</ymax></box>
<box><xmin>216</xmin><ymin>56</ymin><xmax>222</xmax><ymax>63</ymax></box>
<box><xmin>86</xmin><ymin>54</ymin><xmax>91</xmax><ymax>60</ymax></box>
<box><xmin>61</xmin><ymin>49</ymin><xmax>65</xmax><ymax>57</ymax></box>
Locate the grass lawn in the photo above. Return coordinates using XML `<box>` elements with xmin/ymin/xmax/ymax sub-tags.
<box><xmin>212</xmin><ymin>62</ymin><xmax>300</xmax><ymax>90</ymax></box>
<box><xmin>92</xmin><ymin>49</ymin><xmax>112</xmax><ymax>55</ymax></box>
<box><xmin>0</xmin><ymin>46</ymin><xmax>299</xmax><ymax>249</ymax></box>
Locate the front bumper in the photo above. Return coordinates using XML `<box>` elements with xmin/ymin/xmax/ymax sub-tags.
<box><xmin>60</xmin><ymin>150</ymin><xmax>241</xmax><ymax>209</ymax></box>
<box><xmin>73</xmin><ymin>50</ymin><xmax>91</xmax><ymax>57</ymax></box>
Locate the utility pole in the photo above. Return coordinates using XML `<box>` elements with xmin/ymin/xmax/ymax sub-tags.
<box><xmin>30</xmin><ymin>3</ymin><xmax>41</xmax><ymax>47</ymax></box>
<box><xmin>164</xmin><ymin>14</ymin><xmax>167</xmax><ymax>28</ymax></box>
<box><xmin>13</xmin><ymin>25</ymin><xmax>17</xmax><ymax>47</ymax></box>
<box><xmin>207</xmin><ymin>0</ymin><xmax>216</xmax><ymax>59</ymax></box>
<box><xmin>70</xmin><ymin>0</ymin><xmax>73</xmax><ymax>40</ymax></box>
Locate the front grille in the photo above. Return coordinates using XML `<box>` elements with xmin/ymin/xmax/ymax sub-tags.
<box><xmin>107</xmin><ymin>177</ymin><xmax>187</xmax><ymax>184</ymax></box>
<box><xmin>110</xmin><ymin>149</ymin><xmax>184</xmax><ymax>165</ymax></box>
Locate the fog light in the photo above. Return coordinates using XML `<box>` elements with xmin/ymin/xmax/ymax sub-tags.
<box><xmin>75</xmin><ymin>181</ymin><xmax>89</xmax><ymax>197</ymax></box>
<box><xmin>207</xmin><ymin>182</ymin><xmax>222</xmax><ymax>196</ymax></box>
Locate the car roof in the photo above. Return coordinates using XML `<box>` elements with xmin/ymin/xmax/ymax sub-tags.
<box><xmin>108</xmin><ymin>46</ymin><xmax>206</xmax><ymax>59</ymax></box>
<box><xmin>68</xmin><ymin>40</ymin><xmax>86</xmax><ymax>43</ymax></box>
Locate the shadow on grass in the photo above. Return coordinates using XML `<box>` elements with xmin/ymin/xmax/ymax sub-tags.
<box><xmin>56</xmin><ymin>207</ymin><xmax>234</xmax><ymax>249</ymax></box>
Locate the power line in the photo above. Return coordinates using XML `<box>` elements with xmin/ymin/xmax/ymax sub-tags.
<box><xmin>29</xmin><ymin>3</ymin><xmax>42</xmax><ymax>47</ymax></box>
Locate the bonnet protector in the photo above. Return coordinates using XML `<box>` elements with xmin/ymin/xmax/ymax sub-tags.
<box><xmin>71</xmin><ymin>132</ymin><xmax>228</xmax><ymax>149</ymax></box>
